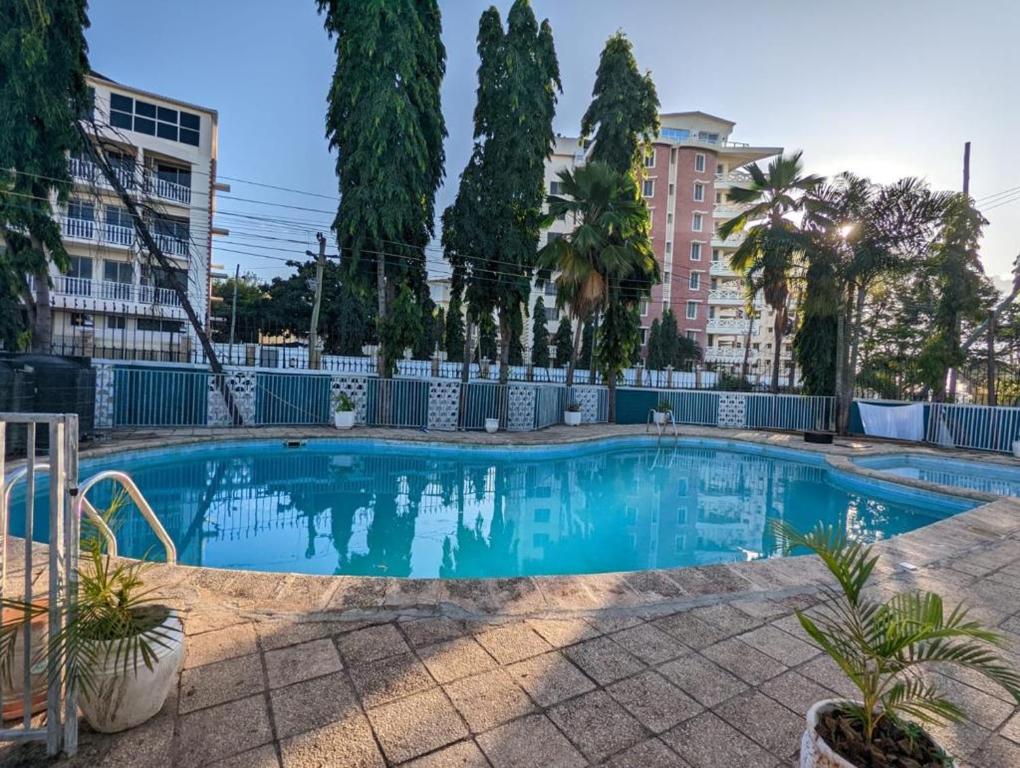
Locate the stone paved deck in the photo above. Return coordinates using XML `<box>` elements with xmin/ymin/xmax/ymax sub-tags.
<box><xmin>3</xmin><ymin>427</ymin><xmax>1020</xmax><ymax>767</ymax></box>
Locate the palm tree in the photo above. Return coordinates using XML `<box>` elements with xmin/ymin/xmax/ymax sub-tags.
<box><xmin>718</xmin><ymin>152</ymin><xmax>822</xmax><ymax>392</ymax></box>
<box><xmin>537</xmin><ymin>162</ymin><xmax>658</xmax><ymax>391</ymax></box>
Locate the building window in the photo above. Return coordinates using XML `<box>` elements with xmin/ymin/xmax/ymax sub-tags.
<box><xmin>694</xmin><ymin>153</ymin><xmax>706</xmax><ymax>173</ymax></box>
<box><xmin>665</xmin><ymin>241</ymin><xmax>672</xmax><ymax>254</ymax></box>
<box><xmin>640</xmin><ymin>299</ymin><xmax>649</xmax><ymax>317</ymax></box>
<box><xmin>712</xmin><ymin>248</ymin><xmax>721</xmax><ymax>262</ymax></box>
<box><xmin>155</xmin><ymin>162</ymin><xmax>192</xmax><ymax>190</ymax></box>
<box><xmin>547</xmin><ymin>231</ymin><xmax>564</xmax><ymax>245</ymax></box>
<box><xmin>687</xmin><ymin>330</ymin><xmax>698</xmax><ymax>341</ymax></box>
<box><xmin>689</xmin><ymin>272</ymin><xmax>700</xmax><ymax>290</ymax></box>
<box><xmin>137</xmin><ymin>317</ymin><xmax>185</xmax><ymax>333</ymax></box>
<box><xmin>67</xmin><ymin>200</ymin><xmax>95</xmax><ymax>222</ymax></box>
<box><xmin>70</xmin><ymin>313</ymin><xmax>93</xmax><ymax>328</ymax></box>
<box><xmin>668</xmin><ymin>182</ymin><xmax>675</xmax><ymax>197</ymax></box>
<box><xmin>642</xmin><ymin>179</ymin><xmax>655</xmax><ymax>197</ymax></box>
<box><xmin>715</xmin><ymin>191</ymin><xmax>723</xmax><ymax>204</ymax></box>
<box><xmin>640</xmin><ymin>328</ymin><xmax>648</xmax><ymax>345</ymax></box>
<box><xmin>549</xmin><ymin>180</ymin><xmax>565</xmax><ymax>195</ymax></box>
<box><xmin>690</xmin><ymin>242</ymin><xmax>702</xmax><ymax>261</ymax></box>
<box><xmin>693</xmin><ymin>182</ymin><xmax>705</xmax><ymax>202</ymax></box>
<box><xmin>105</xmin><ymin>205</ymin><xmax>131</xmax><ymax>229</ymax></box>
<box><xmin>698</xmin><ymin>131</ymin><xmax>719</xmax><ymax>143</ymax></box>
<box><xmin>103</xmin><ymin>260</ymin><xmax>133</xmax><ymax>284</ymax></box>
<box><xmin>686</xmin><ymin>301</ymin><xmax>698</xmax><ymax>320</ymax></box>
<box><xmin>670</xmin><ymin>148</ymin><xmax>677</xmax><ymax>165</ymax></box>
<box><xmin>692</xmin><ymin>213</ymin><xmax>703</xmax><ymax>232</ymax></box>
<box><xmin>106</xmin><ymin>315</ymin><xmax>126</xmax><ymax>330</ymax></box>
<box><xmin>67</xmin><ymin>255</ymin><xmax>93</xmax><ymax>281</ymax></box>
<box><xmin>667</xmin><ymin>212</ymin><xmax>673</xmax><ymax>225</ymax></box>
<box><xmin>716</xmin><ymin>162</ymin><xmax>724</xmax><ymax>174</ymax></box>
<box><xmin>544</xmin><ymin>280</ymin><xmax>557</xmax><ymax>297</ymax></box>
<box><xmin>544</xmin><ymin>306</ymin><xmax>559</xmax><ymax>322</ymax></box>
<box><xmin>109</xmin><ymin>92</ymin><xmax>200</xmax><ymax>146</ymax></box>
<box><xmin>643</xmin><ymin>149</ymin><xmax>655</xmax><ymax>168</ymax></box>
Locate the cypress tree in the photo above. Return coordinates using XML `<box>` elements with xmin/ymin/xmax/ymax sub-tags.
<box><xmin>444</xmin><ymin>292</ymin><xmax>465</xmax><ymax>362</ymax></box>
<box><xmin>434</xmin><ymin>306</ymin><xmax>446</xmax><ymax>353</ymax></box>
<box><xmin>579</xmin><ymin>319</ymin><xmax>595</xmax><ymax>369</ymax></box>
<box><xmin>646</xmin><ymin>318</ymin><xmax>664</xmax><ymax>369</ymax></box>
<box><xmin>477</xmin><ymin>313</ymin><xmax>497</xmax><ymax>363</ymax></box>
<box><xmin>317</xmin><ymin>0</ymin><xmax>446</xmax><ymax>377</ymax></box>
<box><xmin>659</xmin><ymin>308</ymin><xmax>681</xmax><ymax>366</ymax></box>
<box><xmin>508</xmin><ymin>304</ymin><xmax>524</xmax><ymax>366</ymax></box>
<box><xmin>553</xmin><ymin>316</ymin><xmax>573</xmax><ymax>367</ymax></box>
<box><xmin>0</xmin><ymin>0</ymin><xmax>91</xmax><ymax>351</ymax></box>
<box><xmin>531</xmin><ymin>297</ymin><xmax>550</xmax><ymax>367</ymax></box>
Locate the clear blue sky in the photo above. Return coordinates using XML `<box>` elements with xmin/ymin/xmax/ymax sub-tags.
<box><xmin>86</xmin><ymin>0</ymin><xmax>1020</xmax><ymax>284</ymax></box>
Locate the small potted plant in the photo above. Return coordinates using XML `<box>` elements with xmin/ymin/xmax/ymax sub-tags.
<box><xmin>1</xmin><ymin>502</ymin><xmax>184</xmax><ymax>734</ymax></box>
<box><xmin>653</xmin><ymin>400</ymin><xmax>672</xmax><ymax>426</ymax></box>
<box><xmin>484</xmin><ymin>415</ymin><xmax>500</xmax><ymax>433</ymax></box>
<box><xmin>564</xmin><ymin>402</ymin><xmax>582</xmax><ymax>426</ymax></box>
<box><xmin>334</xmin><ymin>392</ymin><xmax>355</xmax><ymax>430</ymax></box>
<box><xmin>776</xmin><ymin>522</ymin><xmax>1020</xmax><ymax>768</ymax></box>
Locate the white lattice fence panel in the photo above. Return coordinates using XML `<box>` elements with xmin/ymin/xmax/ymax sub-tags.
<box><xmin>93</xmin><ymin>363</ymin><xmax>115</xmax><ymax>429</ymax></box>
<box><xmin>717</xmin><ymin>393</ymin><xmax>747</xmax><ymax>428</ymax></box>
<box><xmin>330</xmin><ymin>376</ymin><xmax>369</xmax><ymax>425</ymax></box>
<box><xmin>428</xmin><ymin>380</ymin><xmax>461</xmax><ymax>431</ymax></box>
<box><xmin>572</xmin><ymin>386</ymin><xmax>602</xmax><ymax>423</ymax></box>
<box><xmin>507</xmin><ymin>385</ymin><xmax>536</xmax><ymax>432</ymax></box>
<box><xmin>208</xmin><ymin>370</ymin><xmax>257</xmax><ymax>426</ymax></box>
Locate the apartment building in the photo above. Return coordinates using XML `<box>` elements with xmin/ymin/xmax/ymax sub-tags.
<box><xmin>34</xmin><ymin>73</ymin><xmax>223</xmax><ymax>360</ymax></box>
<box><xmin>534</xmin><ymin>113</ymin><xmax>796</xmax><ymax>378</ymax></box>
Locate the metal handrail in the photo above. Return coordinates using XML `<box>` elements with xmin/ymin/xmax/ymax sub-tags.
<box><xmin>73</xmin><ymin>470</ymin><xmax>176</xmax><ymax>565</ymax></box>
<box><xmin>4</xmin><ymin>464</ymin><xmax>118</xmax><ymax>557</ymax></box>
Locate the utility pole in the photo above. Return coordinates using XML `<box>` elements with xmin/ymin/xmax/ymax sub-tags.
<box><xmin>228</xmin><ymin>264</ymin><xmax>240</xmax><ymax>363</ymax></box>
<box><xmin>946</xmin><ymin>141</ymin><xmax>972</xmax><ymax>402</ymax></box>
<box><xmin>307</xmin><ymin>233</ymin><xmax>327</xmax><ymax>370</ymax></box>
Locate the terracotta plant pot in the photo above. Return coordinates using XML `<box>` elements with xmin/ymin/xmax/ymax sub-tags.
<box><xmin>78</xmin><ymin>612</ymin><xmax>184</xmax><ymax>733</ymax></box>
<box><xmin>800</xmin><ymin>700</ymin><xmax>948</xmax><ymax>768</ymax></box>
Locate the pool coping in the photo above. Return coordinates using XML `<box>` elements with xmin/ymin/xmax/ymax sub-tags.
<box><xmin>7</xmin><ymin>424</ymin><xmax>1020</xmax><ymax>623</ymax></box>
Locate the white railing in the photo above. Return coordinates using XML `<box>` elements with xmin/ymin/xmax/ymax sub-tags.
<box><xmin>708</xmin><ymin>289</ymin><xmax>759</xmax><ymax>305</ymax></box>
<box><xmin>67</xmin><ymin>156</ymin><xmax>137</xmax><ymax>191</ymax></box>
<box><xmin>707</xmin><ymin>317</ymin><xmax>752</xmax><ymax>333</ymax></box>
<box><xmin>147</xmin><ymin>176</ymin><xmax>192</xmax><ymax>205</ymax></box>
<box><xmin>926</xmin><ymin>402</ymin><xmax>1020</xmax><ymax>453</ymax></box>
<box><xmin>714</xmin><ymin>203</ymin><xmax>751</xmax><ymax>219</ymax></box>
<box><xmin>715</xmin><ymin>170</ymin><xmax>753</xmax><ymax>185</ymax></box>
<box><xmin>711</xmin><ymin>234</ymin><xmax>744</xmax><ymax>249</ymax></box>
<box><xmin>710</xmin><ymin>261</ymin><xmax>739</xmax><ymax>276</ymax></box>
<box><xmin>153</xmin><ymin>233</ymin><xmax>190</xmax><ymax>258</ymax></box>
<box><xmin>102</xmin><ymin>223</ymin><xmax>134</xmax><ymax>247</ymax></box>
<box><xmin>703</xmin><ymin>346</ymin><xmax>749</xmax><ymax>362</ymax></box>
<box><xmin>49</xmin><ymin>276</ymin><xmax>183</xmax><ymax>307</ymax></box>
<box><xmin>60</xmin><ymin>216</ymin><xmax>94</xmax><ymax>242</ymax></box>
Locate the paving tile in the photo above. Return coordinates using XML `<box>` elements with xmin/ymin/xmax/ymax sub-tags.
<box><xmin>563</xmin><ymin>636</ymin><xmax>644</xmax><ymax>686</ymax></box>
<box><xmin>548</xmin><ymin>689</ymin><xmax>647</xmax><ymax>763</ymax></box>
<box><xmin>443</xmin><ymin>668</ymin><xmax>535</xmax><ymax>733</ymax></box>
<box><xmin>506</xmin><ymin>651</ymin><xmax>595</xmax><ymax>707</ymax></box>
<box><xmin>270</xmin><ymin>671</ymin><xmax>361</xmax><ymax>740</ymax></box>
<box><xmin>366</xmin><ymin>687</ymin><xmax>469</xmax><ymax>764</ymax></box>
<box><xmin>1004</xmin><ymin>711</ymin><xmax>1020</xmax><ymax>744</ymax></box>
<box><xmin>179</xmin><ymin>653</ymin><xmax>265</xmax><ymax>714</ymax></box>
<box><xmin>924</xmin><ymin>718</ymin><xmax>992</xmax><ymax>761</ymax></box>
<box><xmin>279</xmin><ymin>712</ymin><xmax>385</xmax><ymax>768</ymax></box>
<box><xmin>184</xmin><ymin>622</ymin><xmax>258</xmax><ymax>668</ymax></box>
<box><xmin>970</xmin><ymin>735</ymin><xmax>1020</xmax><ymax>768</ymax></box>
<box><xmin>338</xmin><ymin>623</ymin><xmax>411</xmax><ymax>665</ymax></box>
<box><xmin>759</xmin><ymin>670</ymin><xmax>837</xmax><ymax>716</ymax></box>
<box><xmin>474</xmin><ymin>622</ymin><xmax>552</xmax><ymax>665</ymax></box>
<box><xmin>928</xmin><ymin>672</ymin><xmax>1015</xmax><ymax>731</ymax></box>
<box><xmin>701</xmin><ymin>637</ymin><xmax>787</xmax><ymax>685</ymax></box>
<box><xmin>264</xmin><ymin>637</ymin><xmax>343</xmax><ymax>690</ymax></box>
<box><xmin>584</xmin><ymin>614</ymin><xmax>643</xmax><ymax>634</ymax></box>
<box><xmin>795</xmin><ymin>655</ymin><xmax>859</xmax><ymax>700</ymax></box>
<box><xmin>689</xmin><ymin>603</ymin><xmax>763</xmax><ymax>636</ymax></box>
<box><xmin>716</xmin><ymin>691</ymin><xmax>804</xmax><ymax>757</ymax></box>
<box><xmin>624</xmin><ymin>570</ymin><xmax>687</xmax><ymax>599</ymax></box>
<box><xmin>328</xmin><ymin>577</ymin><xmax>389</xmax><ymax>610</ymax></box>
<box><xmin>205</xmin><ymin>744</ymin><xmax>280</xmax><ymax>768</ymax></box>
<box><xmin>610</xmin><ymin>623</ymin><xmax>687</xmax><ymax>665</ymax></box>
<box><xmin>176</xmin><ymin>694</ymin><xmax>273</xmax><ymax>768</ymax></box>
<box><xmin>606</xmin><ymin>669</ymin><xmax>702</xmax><ymax>734</ymax></box>
<box><xmin>651</xmin><ymin>612</ymin><xmax>729</xmax><ymax>650</ymax></box>
<box><xmin>526</xmin><ymin>617</ymin><xmax>600</xmax><ymax>648</ymax></box>
<box><xmin>476</xmin><ymin>713</ymin><xmax>586</xmax><ymax>768</ymax></box>
<box><xmin>657</xmin><ymin>654</ymin><xmax>747</xmax><ymax>708</ymax></box>
<box><xmin>403</xmin><ymin>739</ymin><xmax>491</xmax><ymax>768</ymax></box>
<box><xmin>257</xmin><ymin>620</ymin><xmax>356</xmax><ymax>651</ymax></box>
<box><xmin>401</xmin><ymin>617</ymin><xmax>470</xmax><ymax>648</ymax></box>
<box><xmin>418</xmin><ymin>637</ymin><xmax>498</xmax><ymax>684</ymax></box>
<box><xmin>736</xmin><ymin>624</ymin><xmax>819</xmax><ymax>666</ymax></box>
<box><xmin>662</xmin><ymin>711</ymin><xmax>775</xmax><ymax>768</ymax></box>
<box><xmin>601</xmin><ymin>738</ymin><xmax>689</xmax><ymax>768</ymax></box>
<box><xmin>349</xmin><ymin>650</ymin><xmax>435</xmax><ymax>709</ymax></box>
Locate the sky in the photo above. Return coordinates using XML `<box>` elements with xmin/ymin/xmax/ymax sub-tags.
<box><xmin>86</xmin><ymin>0</ymin><xmax>1020</xmax><ymax>285</ymax></box>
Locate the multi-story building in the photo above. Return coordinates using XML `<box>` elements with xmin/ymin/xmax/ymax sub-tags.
<box><xmin>29</xmin><ymin>72</ymin><xmax>224</xmax><ymax>360</ymax></box>
<box><xmin>533</xmin><ymin>113</ymin><xmax>796</xmax><ymax>379</ymax></box>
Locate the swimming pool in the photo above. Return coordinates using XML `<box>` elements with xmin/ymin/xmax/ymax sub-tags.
<box><xmin>8</xmin><ymin>438</ymin><xmax>973</xmax><ymax>579</ymax></box>
<box><xmin>854</xmin><ymin>454</ymin><xmax>1020</xmax><ymax>498</ymax></box>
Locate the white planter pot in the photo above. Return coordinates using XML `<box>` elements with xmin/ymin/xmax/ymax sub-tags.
<box><xmin>79</xmin><ymin>612</ymin><xmax>184</xmax><ymax>734</ymax></box>
<box><xmin>653</xmin><ymin>411</ymin><xmax>670</xmax><ymax>426</ymax></box>
<box><xmin>564</xmin><ymin>410</ymin><xmax>582</xmax><ymax>426</ymax></box>
<box><xmin>334</xmin><ymin>410</ymin><xmax>355</xmax><ymax>430</ymax></box>
<box><xmin>800</xmin><ymin>700</ymin><xmax>948</xmax><ymax>768</ymax></box>
<box><xmin>1012</xmin><ymin>439</ymin><xmax>1020</xmax><ymax>458</ymax></box>
<box><xmin>484</xmin><ymin>418</ymin><xmax>499</xmax><ymax>434</ymax></box>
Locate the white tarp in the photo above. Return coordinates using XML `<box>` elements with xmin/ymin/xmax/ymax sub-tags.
<box><xmin>858</xmin><ymin>402</ymin><xmax>925</xmax><ymax>442</ymax></box>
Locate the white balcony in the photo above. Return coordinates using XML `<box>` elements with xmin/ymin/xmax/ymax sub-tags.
<box><xmin>714</xmin><ymin>203</ymin><xmax>751</xmax><ymax>220</ymax></box>
<box><xmin>714</xmin><ymin>170</ymin><xmax>754</xmax><ymax>187</ymax></box>
<box><xmin>60</xmin><ymin>217</ymin><xmax>134</xmax><ymax>250</ymax></box>
<box><xmin>711</xmin><ymin>234</ymin><xmax>743</xmax><ymax>249</ymax></box>
<box><xmin>704</xmin><ymin>346</ymin><xmax>752</xmax><ymax>363</ymax></box>
<box><xmin>68</xmin><ymin>156</ymin><xmax>137</xmax><ymax>191</ymax></box>
<box><xmin>102</xmin><ymin>223</ymin><xmax>134</xmax><ymax>247</ymax></box>
<box><xmin>154</xmin><ymin>233</ymin><xmax>190</xmax><ymax>258</ymax></box>
<box><xmin>50</xmin><ymin>275</ymin><xmax>183</xmax><ymax>308</ymax></box>
<box><xmin>709</xmin><ymin>260</ymin><xmax>739</xmax><ymax>277</ymax></box>
<box><xmin>708</xmin><ymin>289</ymin><xmax>761</xmax><ymax>306</ymax></box>
<box><xmin>146</xmin><ymin>174</ymin><xmax>192</xmax><ymax>205</ymax></box>
<box><xmin>706</xmin><ymin>317</ymin><xmax>752</xmax><ymax>334</ymax></box>
<box><xmin>61</xmin><ymin>216</ymin><xmax>94</xmax><ymax>243</ymax></box>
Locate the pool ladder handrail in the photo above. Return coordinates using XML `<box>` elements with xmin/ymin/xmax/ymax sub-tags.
<box><xmin>3</xmin><ymin>463</ymin><xmax>119</xmax><ymax>558</ymax></box>
<box><xmin>73</xmin><ymin>471</ymin><xmax>177</xmax><ymax>566</ymax></box>
<box><xmin>645</xmin><ymin>408</ymin><xmax>680</xmax><ymax>442</ymax></box>
<box><xmin>3</xmin><ymin>464</ymin><xmax>176</xmax><ymax>566</ymax></box>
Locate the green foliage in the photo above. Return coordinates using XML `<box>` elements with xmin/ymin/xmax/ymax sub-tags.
<box><xmin>507</xmin><ymin>304</ymin><xmax>524</xmax><ymax>366</ymax></box>
<box><xmin>530</xmin><ymin>296</ymin><xmax>550</xmax><ymax>367</ymax></box>
<box><xmin>553</xmin><ymin>316</ymin><xmax>573</xmax><ymax>367</ymax></box>
<box><xmin>655</xmin><ymin>399</ymin><xmax>672</xmax><ymax>413</ymax></box>
<box><xmin>776</xmin><ymin>522</ymin><xmax>1020</xmax><ymax>747</ymax></box>
<box><xmin>434</xmin><ymin>307</ymin><xmax>446</xmax><ymax>352</ymax></box>
<box><xmin>444</xmin><ymin>292</ymin><xmax>466</xmax><ymax>362</ymax></box>
<box><xmin>645</xmin><ymin>318</ymin><xmax>663</xmax><ymax>368</ymax></box>
<box><xmin>580</xmin><ymin>32</ymin><xmax>660</xmax><ymax>175</ymax></box>
<box><xmin>333</xmin><ymin>392</ymin><xmax>354</xmax><ymax>412</ymax></box>
<box><xmin>379</xmin><ymin>285</ymin><xmax>423</xmax><ymax>376</ymax></box>
<box><xmin>317</xmin><ymin>0</ymin><xmax>446</xmax><ymax>373</ymax></box>
<box><xmin>579</xmin><ymin>318</ymin><xmax>595</xmax><ymax>369</ymax></box>
<box><xmin>411</xmin><ymin>293</ymin><xmax>438</xmax><ymax>359</ymax></box>
<box><xmin>0</xmin><ymin>0</ymin><xmax>91</xmax><ymax>350</ymax></box>
<box><xmin>794</xmin><ymin>242</ymin><xmax>840</xmax><ymax>396</ymax></box>
<box><xmin>210</xmin><ymin>273</ymin><xmax>267</xmax><ymax>344</ymax></box>
<box><xmin>477</xmin><ymin>312</ymin><xmax>497</xmax><ymax>362</ymax></box>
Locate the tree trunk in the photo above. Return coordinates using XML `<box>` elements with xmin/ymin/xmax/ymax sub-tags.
<box><xmin>846</xmin><ymin>283</ymin><xmax>867</xmax><ymax>397</ymax></box>
<box><xmin>607</xmin><ymin>370</ymin><xmax>617</xmax><ymax>423</ymax></box>
<box><xmin>497</xmin><ymin>308</ymin><xmax>510</xmax><ymax>386</ymax></box>
<box><xmin>836</xmin><ymin>283</ymin><xmax>856</xmax><ymax>434</ymax></box>
<box><xmin>566</xmin><ymin>317</ymin><xmax>583</xmax><ymax>388</ymax></box>
<box><xmin>588</xmin><ymin>312</ymin><xmax>599</xmax><ymax>384</ymax></box>
<box><xmin>740</xmin><ymin>299</ymin><xmax>755</xmax><ymax>381</ymax></box>
<box><xmin>770</xmin><ymin>307</ymin><xmax>784</xmax><ymax>394</ymax></box>
<box><xmin>376</xmin><ymin>251</ymin><xmax>388</xmax><ymax>378</ymax></box>
<box><xmin>834</xmin><ymin>302</ymin><xmax>847</xmax><ymax>433</ymax></box>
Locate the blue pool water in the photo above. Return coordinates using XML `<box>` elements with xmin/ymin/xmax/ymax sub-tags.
<box><xmin>855</xmin><ymin>454</ymin><xmax>1020</xmax><ymax>498</ymax></box>
<box><xmin>9</xmin><ymin>438</ymin><xmax>973</xmax><ymax>579</ymax></box>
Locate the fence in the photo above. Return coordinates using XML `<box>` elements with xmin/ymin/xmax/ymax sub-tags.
<box><xmin>926</xmin><ymin>402</ymin><xmax>1020</xmax><ymax>453</ymax></box>
<box><xmin>0</xmin><ymin>413</ymin><xmax>80</xmax><ymax>756</ymax></box>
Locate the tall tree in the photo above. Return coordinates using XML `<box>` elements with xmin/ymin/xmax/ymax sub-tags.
<box><xmin>477</xmin><ymin>312</ymin><xmax>497</xmax><ymax>363</ymax></box>
<box><xmin>444</xmin><ymin>291</ymin><xmax>465</xmax><ymax>362</ymax></box>
<box><xmin>434</xmin><ymin>306</ymin><xmax>446</xmax><ymax>352</ymax></box>
<box><xmin>579</xmin><ymin>318</ymin><xmax>595</xmax><ymax>370</ymax></box>
<box><xmin>580</xmin><ymin>32</ymin><xmax>660</xmax><ymax>174</ymax></box>
<box><xmin>553</xmin><ymin>316</ymin><xmax>572</xmax><ymax>367</ymax></box>
<box><xmin>531</xmin><ymin>296</ymin><xmax>550</xmax><ymax>367</ymax></box>
<box><xmin>317</xmin><ymin>0</ymin><xmax>446</xmax><ymax>377</ymax></box>
<box><xmin>507</xmin><ymin>304</ymin><xmax>524</xmax><ymax>366</ymax></box>
<box><xmin>645</xmin><ymin>318</ymin><xmax>664</xmax><ymax>369</ymax></box>
<box><xmin>444</xmin><ymin>1</ymin><xmax>560</xmax><ymax>387</ymax></box>
<box><xmin>0</xmin><ymin>0</ymin><xmax>91</xmax><ymax>351</ymax></box>
<box><xmin>718</xmin><ymin>152</ymin><xmax>822</xmax><ymax>392</ymax></box>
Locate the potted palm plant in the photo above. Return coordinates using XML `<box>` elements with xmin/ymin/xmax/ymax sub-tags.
<box><xmin>776</xmin><ymin>523</ymin><xmax>1020</xmax><ymax>768</ymax></box>
<box><xmin>564</xmin><ymin>402</ymin><xmax>582</xmax><ymax>426</ymax></box>
<box><xmin>653</xmin><ymin>400</ymin><xmax>672</xmax><ymax>426</ymax></box>
<box><xmin>1</xmin><ymin>501</ymin><xmax>183</xmax><ymax>734</ymax></box>
<box><xmin>334</xmin><ymin>392</ymin><xmax>355</xmax><ymax>430</ymax></box>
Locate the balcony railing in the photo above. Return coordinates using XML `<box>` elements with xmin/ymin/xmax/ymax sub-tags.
<box><xmin>704</xmin><ymin>346</ymin><xmax>751</xmax><ymax>362</ymax></box>
<box><xmin>714</xmin><ymin>203</ymin><xmax>751</xmax><ymax>219</ymax></box>
<box><xmin>710</xmin><ymin>260</ymin><xmax>739</xmax><ymax>276</ymax></box>
<box><xmin>49</xmin><ymin>275</ymin><xmax>182</xmax><ymax>307</ymax></box>
<box><xmin>714</xmin><ymin>170</ymin><xmax>754</xmax><ymax>185</ymax></box>
<box><xmin>102</xmin><ymin>223</ymin><xmax>134</xmax><ymax>247</ymax></box>
<box><xmin>711</xmin><ymin>234</ymin><xmax>744</xmax><ymax>249</ymax></box>
<box><xmin>153</xmin><ymin>233</ymin><xmax>190</xmax><ymax>258</ymax></box>
<box><xmin>146</xmin><ymin>175</ymin><xmax>192</xmax><ymax>205</ymax></box>
<box><xmin>706</xmin><ymin>317</ymin><xmax>752</xmax><ymax>333</ymax></box>
<box><xmin>68</xmin><ymin>157</ymin><xmax>136</xmax><ymax>190</ymax></box>
<box><xmin>61</xmin><ymin>216</ymin><xmax>94</xmax><ymax>242</ymax></box>
<box><xmin>708</xmin><ymin>289</ymin><xmax>762</xmax><ymax>306</ymax></box>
